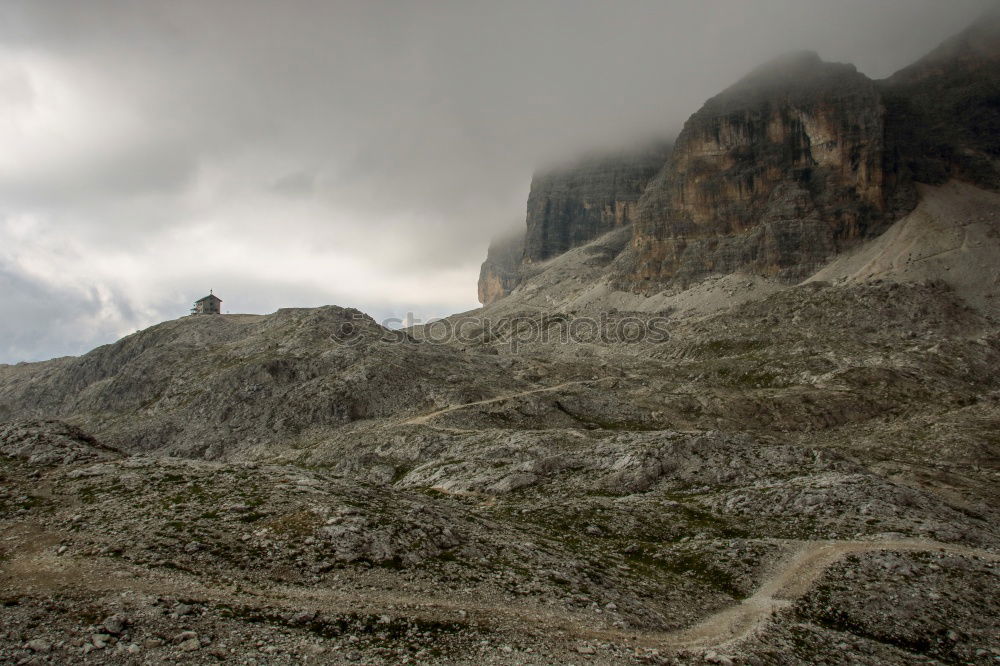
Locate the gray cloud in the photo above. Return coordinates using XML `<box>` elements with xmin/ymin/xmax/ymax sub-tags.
<box><xmin>0</xmin><ymin>266</ymin><xmax>136</xmax><ymax>362</ymax></box>
<box><xmin>0</xmin><ymin>0</ymin><xmax>995</xmax><ymax>362</ymax></box>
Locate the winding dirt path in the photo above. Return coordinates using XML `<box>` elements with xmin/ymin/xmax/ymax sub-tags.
<box><xmin>2</xmin><ymin>529</ymin><xmax>995</xmax><ymax>653</ymax></box>
<box><xmin>401</xmin><ymin>381</ymin><xmax>589</xmax><ymax>426</ymax></box>
<box><xmin>656</xmin><ymin>538</ymin><xmax>998</xmax><ymax>650</ymax></box>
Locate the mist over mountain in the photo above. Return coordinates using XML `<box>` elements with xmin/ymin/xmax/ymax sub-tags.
<box><xmin>0</xmin><ymin>0</ymin><xmax>996</xmax><ymax>362</ymax></box>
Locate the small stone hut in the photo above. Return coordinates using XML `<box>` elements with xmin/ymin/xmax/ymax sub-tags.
<box><xmin>191</xmin><ymin>292</ymin><xmax>222</xmax><ymax>315</ymax></box>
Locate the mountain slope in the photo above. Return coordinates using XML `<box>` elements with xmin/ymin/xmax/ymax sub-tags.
<box><xmin>811</xmin><ymin>181</ymin><xmax>1000</xmax><ymax>316</ymax></box>
<box><xmin>0</xmin><ymin>307</ymin><xmax>530</xmax><ymax>459</ymax></box>
<box><xmin>522</xmin><ymin>141</ymin><xmax>672</xmax><ymax>264</ymax></box>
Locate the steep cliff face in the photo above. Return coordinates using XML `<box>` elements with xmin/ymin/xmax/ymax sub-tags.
<box><xmin>880</xmin><ymin>10</ymin><xmax>1000</xmax><ymax>190</ymax></box>
<box><xmin>522</xmin><ymin>142</ymin><xmax>671</xmax><ymax>264</ymax></box>
<box><xmin>477</xmin><ymin>13</ymin><xmax>999</xmax><ymax>299</ymax></box>
<box><xmin>476</xmin><ymin>141</ymin><xmax>671</xmax><ymax>304</ymax></box>
<box><xmin>626</xmin><ymin>52</ymin><xmax>905</xmax><ymax>288</ymax></box>
<box><xmin>477</xmin><ymin>230</ymin><xmax>524</xmax><ymax>305</ymax></box>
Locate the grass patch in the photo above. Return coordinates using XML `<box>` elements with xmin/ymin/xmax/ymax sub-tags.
<box><xmin>262</xmin><ymin>510</ymin><xmax>323</xmax><ymax>537</ymax></box>
<box><xmin>641</xmin><ymin>550</ymin><xmax>746</xmax><ymax>598</ymax></box>
<box><xmin>715</xmin><ymin>365</ymin><xmax>783</xmax><ymax>388</ymax></box>
<box><xmin>690</xmin><ymin>339</ymin><xmax>770</xmax><ymax>357</ymax></box>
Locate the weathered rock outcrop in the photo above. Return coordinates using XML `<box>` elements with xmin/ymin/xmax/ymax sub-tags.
<box><xmin>0</xmin><ymin>419</ymin><xmax>119</xmax><ymax>466</ymax></box>
<box><xmin>880</xmin><ymin>9</ymin><xmax>1000</xmax><ymax>190</ymax></box>
<box><xmin>523</xmin><ymin>142</ymin><xmax>671</xmax><ymax>264</ymax></box>
<box><xmin>477</xmin><ymin>229</ymin><xmax>524</xmax><ymax>305</ymax></box>
<box><xmin>624</xmin><ymin>52</ymin><xmax>907</xmax><ymax>289</ymax></box>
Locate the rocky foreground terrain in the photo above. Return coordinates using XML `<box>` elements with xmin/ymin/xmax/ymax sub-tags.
<box><xmin>3</xmin><ymin>12</ymin><xmax>1000</xmax><ymax>666</ymax></box>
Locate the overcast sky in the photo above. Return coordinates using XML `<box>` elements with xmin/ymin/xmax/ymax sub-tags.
<box><xmin>0</xmin><ymin>0</ymin><xmax>994</xmax><ymax>362</ymax></box>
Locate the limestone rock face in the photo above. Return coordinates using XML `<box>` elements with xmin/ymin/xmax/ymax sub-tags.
<box><xmin>880</xmin><ymin>10</ymin><xmax>1000</xmax><ymax>190</ymax></box>
<box><xmin>522</xmin><ymin>142</ymin><xmax>671</xmax><ymax>264</ymax></box>
<box><xmin>626</xmin><ymin>52</ymin><xmax>903</xmax><ymax>289</ymax></box>
<box><xmin>477</xmin><ymin>230</ymin><xmax>524</xmax><ymax>305</ymax></box>
<box><xmin>476</xmin><ymin>141</ymin><xmax>670</xmax><ymax>304</ymax></box>
<box><xmin>473</xmin><ymin>12</ymin><xmax>999</xmax><ymax>299</ymax></box>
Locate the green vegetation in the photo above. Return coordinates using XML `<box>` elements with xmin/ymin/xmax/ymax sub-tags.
<box><xmin>690</xmin><ymin>339</ymin><xmax>770</xmax><ymax>357</ymax></box>
<box><xmin>262</xmin><ymin>510</ymin><xmax>323</xmax><ymax>537</ymax></box>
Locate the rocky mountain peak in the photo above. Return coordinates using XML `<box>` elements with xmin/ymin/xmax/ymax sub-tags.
<box><xmin>890</xmin><ymin>9</ymin><xmax>1000</xmax><ymax>80</ymax></box>
<box><xmin>622</xmin><ymin>51</ymin><xmax>894</xmax><ymax>289</ymax></box>
<box><xmin>695</xmin><ymin>51</ymin><xmax>865</xmax><ymax>117</ymax></box>
<box><xmin>479</xmin><ymin>13</ymin><xmax>1000</xmax><ymax>297</ymax></box>
<box><xmin>881</xmin><ymin>10</ymin><xmax>1000</xmax><ymax>190</ymax></box>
